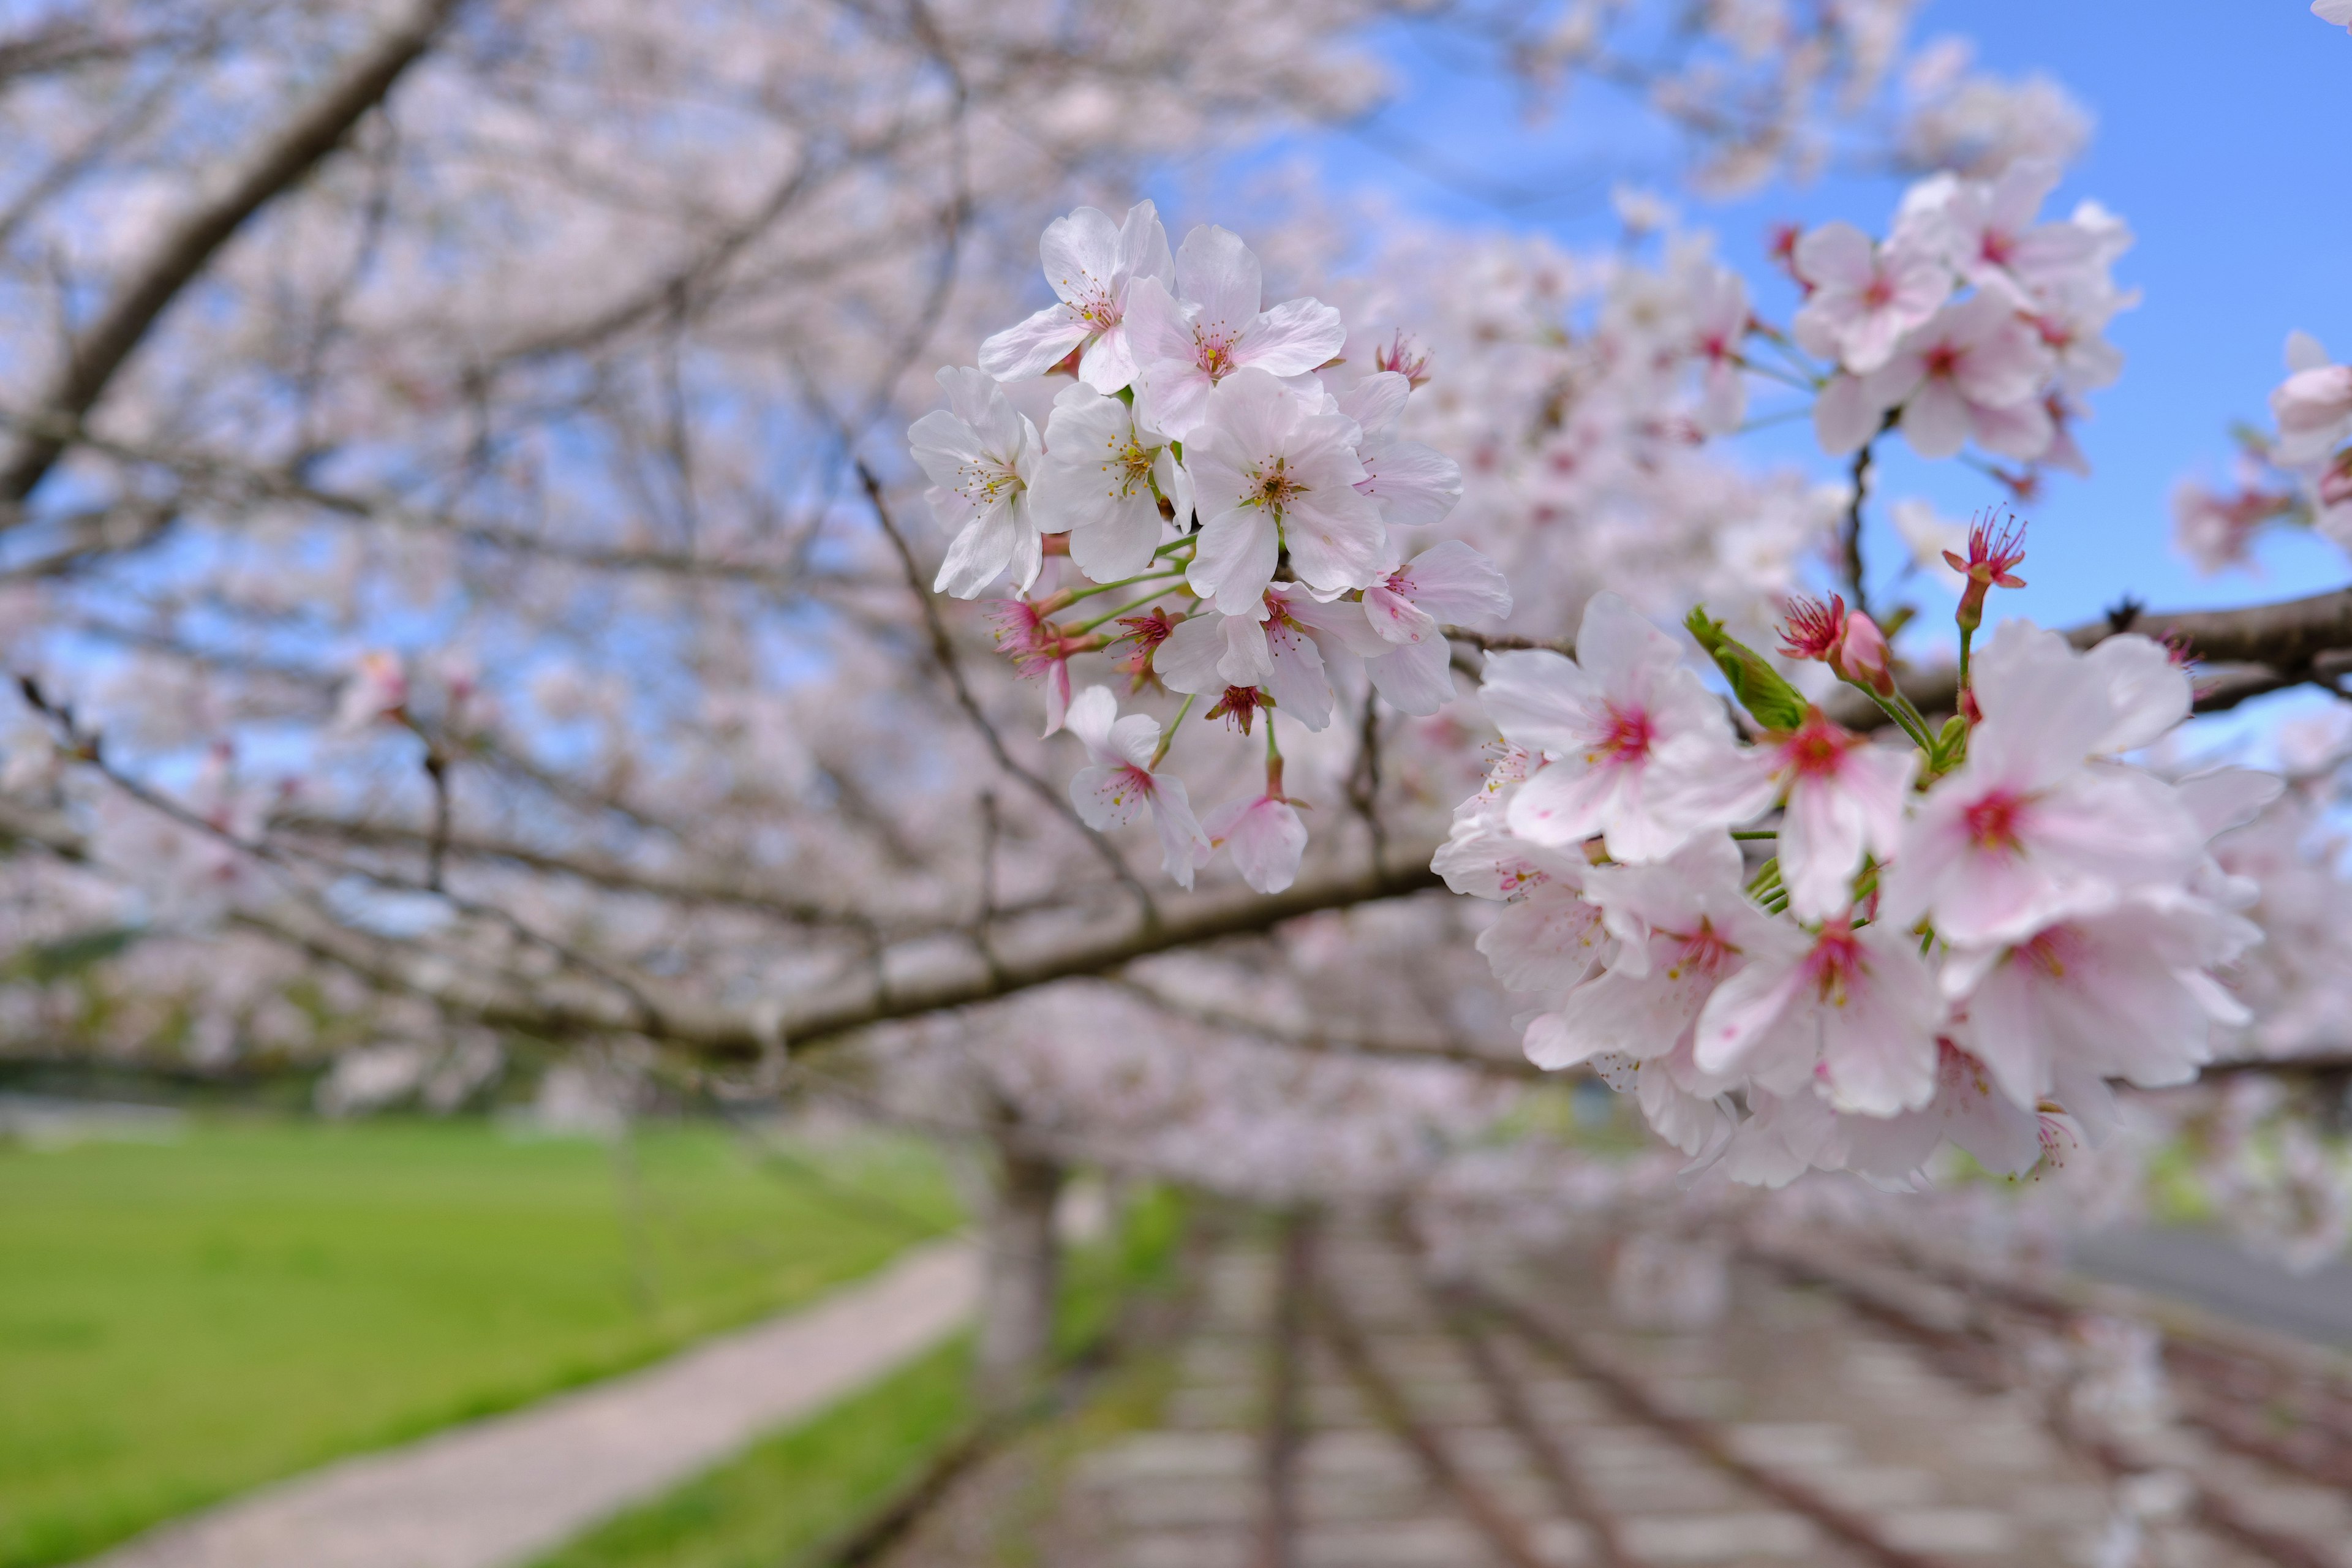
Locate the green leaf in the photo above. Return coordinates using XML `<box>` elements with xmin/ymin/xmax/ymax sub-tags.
<box><xmin>1685</xmin><ymin>606</ymin><xmax>1809</xmax><ymax>733</ymax></box>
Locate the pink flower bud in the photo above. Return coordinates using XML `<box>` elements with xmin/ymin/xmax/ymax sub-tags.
<box><xmin>1829</xmin><ymin>611</ymin><xmax>1894</xmax><ymax>696</ymax></box>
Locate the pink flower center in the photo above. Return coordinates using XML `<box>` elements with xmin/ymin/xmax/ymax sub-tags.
<box><xmin>1194</xmin><ymin>329</ymin><xmax>1238</xmax><ymax>380</ymax></box>
<box><xmin>1664</xmin><ymin>919</ymin><xmax>1733</xmax><ymax>982</ymax></box>
<box><xmin>2015</xmin><ymin>926</ymin><xmax>2082</xmax><ymax>981</ymax></box>
<box><xmin>1862</xmin><ymin>273</ymin><xmax>1896</xmax><ymax>309</ymax></box>
<box><xmin>1923</xmin><ymin>342</ymin><xmax>1961</xmax><ymax>380</ymax></box>
<box><xmin>1963</xmin><ymin>790</ymin><xmax>2027</xmax><ymax>854</ymax></box>
<box><xmin>1781</xmin><ymin>714</ymin><xmax>1851</xmax><ymax>778</ymax></box>
<box><xmin>1594</xmin><ymin>703</ymin><xmax>1653</xmax><ymax>764</ymax></box>
<box><xmin>1803</xmin><ymin>924</ymin><xmax>1866</xmax><ymax>1006</ymax></box>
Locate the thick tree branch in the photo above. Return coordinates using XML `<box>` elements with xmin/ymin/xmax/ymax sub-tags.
<box><xmin>0</xmin><ymin>0</ymin><xmax>464</xmax><ymax>505</ymax></box>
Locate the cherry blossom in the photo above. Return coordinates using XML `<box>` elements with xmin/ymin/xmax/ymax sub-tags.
<box><xmin>907</xmin><ymin>367</ymin><xmax>1044</xmax><ymax>598</ymax></box>
<box><xmin>979</xmin><ymin>201</ymin><xmax>1175</xmax><ymax>390</ymax></box>
<box><xmin>2316</xmin><ymin>0</ymin><xmax>2352</xmax><ymax>32</ymax></box>
<box><xmin>1854</xmin><ymin>295</ymin><xmax>2054</xmax><ymax>461</ymax></box>
<box><xmin>1203</xmin><ymin>790</ymin><xmax>1308</xmax><ymax>894</ymax></box>
<box><xmin>1029</xmin><ymin>385</ymin><xmax>1188</xmax><ymax>581</ymax></box>
<box><xmin>1183</xmin><ymin>367</ymin><xmax>1385</xmax><ymax>615</ymax></box>
<box><xmin>1125</xmin><ymin>225</ymin><xmax>1346</xmax><ymax>439</ymax></box>
<box><xmin>1063</xmin><ymin>685</ymin><xmax>1212</xmax><ymax>889</ymax></box>
<box><xmin>1695</xmin><ymin>914</ymin><xmax>1945</xmax><ymax>1117</ymax></box>
<box><xmin>1335</xmin><ymin>371</ymin><xmax>1465</xmax><ymax>526</ymax></box>
<box><xmin>1790</xmin><ymin>221</ymin><xmax>1952</xmax><ymax>375</ymax></box>
<box><xmin>1361</xmin><ymin>541</ymin><xmax>1513</xmax><ymax>715</ymax></box>
<box><xmin>1480</xmin><ymin>592</ymin><xmax>1750</xmax><ymax>862</ymax></box>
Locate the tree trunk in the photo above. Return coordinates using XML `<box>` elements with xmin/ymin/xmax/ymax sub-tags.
<box><xmin>975</xmin><ymin>1126</ymin><xmax>1065</xmax><ymax>1414</ymax></box>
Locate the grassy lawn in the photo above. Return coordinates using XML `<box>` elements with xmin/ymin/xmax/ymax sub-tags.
<box><xmin>0</xmin><ymin>1115</ymin><xmax>959</xmax><ymax>1568</ymax></box>
<box><xmin>529</xmin><ymin>1185</ymin><xmax>1190</xmax><ymax>1568</ymax></box>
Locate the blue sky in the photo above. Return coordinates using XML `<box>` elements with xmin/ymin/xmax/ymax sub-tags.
<box><xmin>1256</xmin><ymin>2</ymin><xmax>2352</xmax><ymax>636</ymax></box>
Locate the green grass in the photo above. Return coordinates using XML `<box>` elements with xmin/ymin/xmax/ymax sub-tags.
<box><xmin>0</xmin><ymin>1115</ymin><xmax>959</xmax><ymax>1568</ymax></box>
<box><xmin>530</xmin><ymin>1337</ymin><xmax>978</xmax><ymax>1568</ymax></box>
<box><xmin>529</xmin><ymin>1183</ymin><xmax>1191</xmax><ymax>1568</ymax></box>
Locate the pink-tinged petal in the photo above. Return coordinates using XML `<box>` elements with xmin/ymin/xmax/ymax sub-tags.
<box><xmin>1645</xmin><ymin>737</ymin><xmax>1777</xmax><ymax>839</ymax></box>
<box><xmin>1955</xmin><ymin>956</ymin><xmax>2056</xmax><ymax>1109</ymax></box>
<box><xmin>1572</xmin><ymin>590</ymin><xmax>1678</xmax><ymax>696</ymax></box>
<box><xmin>978</xmin><ymin>303</ymin><xmax>1088</xmax><ymax>382</ymax></box>
<box><xmin>1156</xmin><ymin>613</ymin><xmax>1231</xmax><ymax>695</ymax></box>
<box><xmin>2174</xmin><ymin>766</ymin><xmax>2283</xmax><ymax>838</ymax></box>
<box><xmin>1777</xmin><ymin>775</ymin><xmax>1868</xmax><ymax>922</ymax></box>
<box><xmin>1187</xmin><ymin>510</ymin><xmax>1281</xmax><ymax>617</ymax></box>
<box><xmin>1172</xmin><ymin>224</ymin><xmax>1262</xmax><ymax>345</ymax></box>
<box><xmin>1114</xmin><ymin>198</ymin><xmax>1174</xmax><ymax>287</ymax></box>
<box><xmin>1476</xmin><ymin>883</ymin><xmax>1606</xmax><ymax>992</ymax></box>
<box><xmin>1070</xmin><ymin>761</ymin><xmax>1153</xmax><ymax>831</ymax></box>
<box><xmin>1280</xmin><ymin>491</ymin><xmax>1388</xmax><ymax>595</ymax></box>
<box><xmin>1105</xmin><ymin>711</ymin><xmax>1161</xmax><ymax>771</ymax></box>
<box><xmin>1336</xmin><ymin>370</ymin><xmax>1411</xmax><ymax>436</ymax></box>
<box><xmin>1362</xmin><ymin>583</ymin><xmax>1436</xmax><ymax>646</ymax></box>
<box><xmin>1264</xmin><ymin>616</ymin><xmax>1333</xmax><ymax>731</ymax></box>
<box><xmin>1792</xmin><ymin>221</ymin><xmax>1875</xmax><ymax>291</ymax></box>
<box><xmin>1235</xmin><ymin>294</ymin><xmax>1347</xmax><ymax>380</ymax></box>
<box><xmin>1147</xmin><ymin>773</ymin><xmax>1212</xmax><ymax>889</ymax></box>
<box><xmin>1355</xmin><ymin>437</ymin><xmax>1463</xmax><ymax>527</ymax></box>
<box><xmin>1812</xmin><ymin>372</ymin><xmax>1884</xmax><ymax>454</ymax></box>
<box><xmin>1204</xmin><ymin>794</ymin><xmax>1306</xmax><ymax>894</ymax></box>
<box><xmin>1366</xmin><ymin>637</ymin><xmax>1455</xmax><ymax>716</ymax></box>
<box><xmin>1692</xmin><ymin>952</ymin><xmax>1805</xmax><ymax>1076</ymax></box>
<box><xmin>1038</xmin><ymin>205</ymin><xmax>1123</xmax><ymax>306</ymax></box>
<box><xmin>2082</xmin><ymin>635</ymin><xmax>2190</xmax><ymax>754</ymax></box>
<box><xmin>1392</xmin><ymin>540</ymin><xmax>1511</xmax><ymax>623</ymax></box>
<box><xmin>1932</xmin><ymin>1046</ymin><xmax>2045</xmax><ymax>1175</ymax></box>
<box><xmin>1899</xmin><ymin>377</ymin><xmax>1974</xmax><ymax>460</ymax></box>
<box><xmin>1478</xmin><ymin>648</ymin><xmax>1604</xmax><ymax>756</ymax></box>
<box><xmin>1066</xmin><ymin>502</ymin><xmax>1161</xmax><ymax>581</ymax></box>
<box><xmin>1215</xmin><ymin>612</ymin><xmax>1276</xmax><ymax>690</ymax></box>
<box><xmin>1507</xmin><ymin>759</ymin><xmax>1621</xmax><ymax>850</ymax></box>
<box><xmin>1062</xmin><ymin>685</ymin><xmax>1120</xmax><ymax>761</ymax></box>
<box><xmin>1969</xmin><ymin>395</ymin><xmax>2054</xmax><ymax>462</ymax></box>
<box><xmin>1814</xmin><ymin>932</ymin><xmax>1943</xmax><ymax>1117</ymax></box>
<box><xmin>1277</xmin><ymin>589</ymin><xmax>1389</xmax><ymax>657</ymax></box>
<box><xmin>932</xmin><ymin>499</ymin><xmax>1025</xmax><ymax>598</ymax></box>
<box><xmin>1075</xmin><ymin>326</ymin><xmax>1140</xmax><ymax>394</ymax></box>
<box><xmin>1040</xmin><ymin>661</ymin><xmax>1071</xmax><ymax>738</ymax></box>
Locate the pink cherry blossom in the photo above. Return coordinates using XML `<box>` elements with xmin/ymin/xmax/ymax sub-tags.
<box><xmin>2316</xmin><ymin>0</ymin><xmax>2352</xmax><ymax>32</ymax></box>
<box><xmin>1881</xmin><ymin>627</ymin><xmax>2203</xmax><ymax>947</ymax></box>
<box><xmin>1523</xmin><ymin>835</ymin><xmax>1790</xmax><ymax>1072</ymax></box>
<box><xmin>1858</xmin><ymin>295</ymin><xmax>2054</xmax><ymax>461</ymax></box>
<box><xmin>1158</xmin><ymin>585</ymin><xmax>1380</xmax><ymax>733</ymax></box>
<box><xmin>1125</xmin><ymin>225</ymin><xmax>1346</xmax><ymax>439</ymax></box>
<box><xmin>1203</xmin><ymin>791</ymin><xmax>1308</xmax><ymax>894</ymax></box>
<box><xmin>1362</xmin><ymin>541</ymin><xmax>1512</xmax><ymax>715</ymax></box>
<box><xmin>979</xmin><ymin>201</ymin><xmax>1174</xmax><ymax>390</ymax></box>
<box><xmin>334</xmin><ymin>650</ymin><xmax>409</xmax><ymax>733</ymax></box>
<box><xmin>1335</xmin><ymin>371</ymin><xmax>1464</xmax><ymax>526</ymax></box>
<box><xmin>1183</xmin><ymin>368</ymin><xmax>1385</xmax><ymax>616</ymax></box>
<box><xmin>1694</xmin><ymin>914</ymin><xmax>1946</xmax><ymax>1117</ymax></box>
<box><xmin>1063</xmin><ymin>685</ymin><xmax>1212</xmax><ymax>889</ymax></box>
<box><xmin>1912</xmin><ymin>160</ymin><xmax>2101</xmax><ymax>301</ymax></box>
<box><xmin>2271</xmin><ymin>362</ymin><xmax>2352</xmax><ymax>466</ymax></box>
<box><xmin>1944</xmin><ymin>894</ymin><xmax>2259</xmax><ymax>1112</ymax></box>
<box><xmin>1479</xmin><ymin>592</ymin><xmax>1750</xmax><ymax>862</ymax></box>
<box><xmin>906</xmin><ymin>366</ymin><xmax>1043</xmax><ymax>598</ymax></box>
<box><xmin>1683</xmin><ymin>709</ymin><xmax>1917</xmax><ymax>920</ymax></box>
<box><xmin>1790</xmin><ymin>221</ymin><xmax>1953</xmax><ymax>375</ymax></box>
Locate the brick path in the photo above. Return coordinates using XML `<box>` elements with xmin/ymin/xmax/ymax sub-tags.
<box><xmin>1045</xmin><ymin>1221</ymin><xmax>2350</xmax><ymax>1568</ymax></box>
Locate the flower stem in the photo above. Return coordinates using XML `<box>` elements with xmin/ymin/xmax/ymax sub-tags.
<box><xmin>1060</xmin><ymin>568</ymin><xmax>1183</xmax><ymax>606</ymax></box>
<box><xmin>1151</xmin><ymin>693</ymin><xmax>1194</xmax><ymax>769</ymax></box>
<box><xmin>1072</xmin><ymin>585</ymin><xmax>1182</xmax><ymax>632</ymax></box>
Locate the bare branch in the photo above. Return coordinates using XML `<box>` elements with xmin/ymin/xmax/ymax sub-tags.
<box><xmin>0</xmin><ymin>0</ymin><xmax>467</xmax><ymax>505</ymax></box>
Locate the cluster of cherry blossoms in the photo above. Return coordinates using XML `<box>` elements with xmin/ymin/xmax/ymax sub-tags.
<box><xmin>1439</xmin><ymin>518</ymin><xmax>2281</xmax><ymax>1189</ymax></box>
<box><xmin>908</xmin><ymin>201</ymin><xmax>1494</xmax><ymax>894</ymax></box>
<box><xmin>1790</xmin><ymin>157</ymin><xmax>2132</xmax><ymax>473</ymax></box>
<box><xmin>2172</xmin><ymin>328</ymin><xmax>2352</xmax><ymax>573</ymax></box>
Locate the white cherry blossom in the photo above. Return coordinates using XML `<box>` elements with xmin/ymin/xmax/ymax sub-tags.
<box><xmin>1858</xmin><ymin>295</ymin><xmax>2054</xmax><ymax>460</ymax></box>
<box><xmin>907</xmin><ymin>366</ymin><xmax>1044</xmax><ymax>597</ymax></box>
<box><xmin>1125</xmin><ymin>225</ymin><xmax>1347</xmax><ymax>439</ymax></box>
<box><xmin>1204</xmin><ymin>791</ymin><xmax>1308</xmax><ymax>894</ymax></box>
<box><xmin>1183</xmin><ymin>368</ymin><xmax>1386</xmax><ymax>616</ymax></box>
<box><xmin>979</xmin><ymin>201</ymin><xmax>1174</xmax><ymax>391</ymax></box>
<box><xmin>1028</xmin><ymin>385</ymin><xmax>1188</xmax><ymax>582</ymax></box>
<box><xmin>1063</xmin><ymin>685</ymin><xmax>1212</xmax><ymax>888</ymax></box>
<box><xmin>1480</xmin><ymin>592</ymin><xmax>1750</xmax><ymax>862</ymax></box>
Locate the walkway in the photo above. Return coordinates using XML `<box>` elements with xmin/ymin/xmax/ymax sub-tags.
<box><xmin>80</xmin><ymin>1238</ymin><xmax>978</xmax><ymax>1568</ymax></box>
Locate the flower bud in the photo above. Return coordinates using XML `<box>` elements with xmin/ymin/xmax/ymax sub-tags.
<box><xmin>1829</xmin><ymin>611</ymin><xmax>1894</xmax><ymax>696</ymax></box>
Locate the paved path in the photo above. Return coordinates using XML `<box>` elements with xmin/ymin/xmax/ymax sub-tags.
<box><xmin>2075</xmin><ymin>1227</ymin><xmax>2352</xmax><ymax>1350</ymax></box>
<box><xmin>81</xmin><ymin>1238</ymin><xmax>979</xmax><ymax>1568</ymax></box>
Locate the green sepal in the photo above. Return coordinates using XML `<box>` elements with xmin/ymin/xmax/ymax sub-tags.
<box><xmin>1685</xmin><ymin>605</ymin><xmax>1809</xmax><ymax>733</ymax></box>
<box><xmin>1932</xmin><ymin>712</ymin><xmax>1968</xmax><ymax>772</ymax></box>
